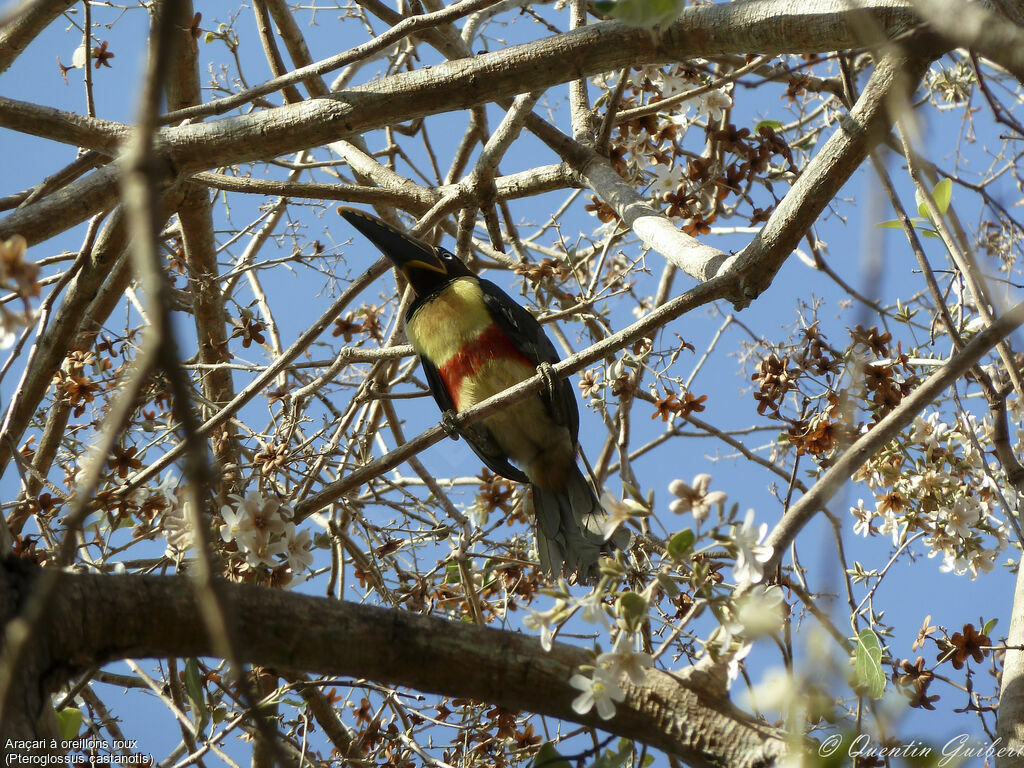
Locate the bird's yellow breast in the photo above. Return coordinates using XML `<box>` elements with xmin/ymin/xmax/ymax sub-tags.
<box><xmin>405</xmin><ymin>277</ymin><xmax>494</xmax><ymax>365</ymax></box>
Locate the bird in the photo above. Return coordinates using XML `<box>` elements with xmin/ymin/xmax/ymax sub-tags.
<box><xmin>339</xmin><ymin>207</ymin><xmax>627</xmax><ymax>580</ymax></box>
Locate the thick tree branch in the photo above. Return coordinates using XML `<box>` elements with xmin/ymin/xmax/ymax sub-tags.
<box><xmin>999</xmin><ymin>561</ymin><xmax>1024</xmax><ymax>768</ymax></box>
<box><xmin>0</xmin><ymin>165</ymin><xmax>125</xmax><ymax>246</ymax></box>
<box><xmin>0</xmin><ymin>0</ymin><xmax>938</xmax><ymax>256</ymax></box>
<box><xmin>0</xmin><ymin>559</ymin><xmax>787</xmax><ymax>766</ymax></box>
<box><xmin>0</xmin><ymin>0</ymin><xmax>77</xmax><ymax>75</ymax></box>
<box><xmin>0</xmin><ymin>1</ymin><xmax>926</xmax><ymax>172</ymax></box>
<box><xmin>164</xmin><ymin>0</ymin><xmax>241</xmax><ymax>496</ymax></box>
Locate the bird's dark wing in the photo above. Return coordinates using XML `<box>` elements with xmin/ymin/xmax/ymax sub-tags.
<box><xmin>418</xmin><ymin>352</ymin><xmax>456</xmax><ymax>413</ymax></box>
<box><xmin>478</xmin><ymin>279</ymin><xmax>580</xmax><ymax>444</ymax></box>
<box><xmin>478</xmin><ymin>280</ymin><xmax>560</xmax><ymax>364</ymax></box>
<box><xmin>418</xmin><ymin>352</ymin><xmax>529</xmax><ymax>483</ymax></box>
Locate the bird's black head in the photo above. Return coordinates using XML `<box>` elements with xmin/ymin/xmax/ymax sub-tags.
<box><xmin>339</xmin><ymin>207</ymin><xmax>473</xmax><ymax>298</ymax></box>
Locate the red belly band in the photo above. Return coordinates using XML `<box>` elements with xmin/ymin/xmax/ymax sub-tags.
<box><xmin>438</xmin><ymin>324</ymin><xmax>534</xmax><ymax>410</ymax></box>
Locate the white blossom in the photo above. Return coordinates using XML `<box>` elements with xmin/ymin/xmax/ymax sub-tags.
<box><xmin>698</xmin><ymin>89</ymin><xmax>732</xmax><ymax>122</ymax></box>
<box><xmin>968</xmin><ymin>548</ymin><xmax>997</xmax><ymax>577</ymax></box>
<box><xmin>219</xmin><ymin>491</ymin><xmax>290</xmax><ymax>560</ymax></box>
<box><xmin>656</xmin><ymin>70</ymin><xmax>695</xmax><ymax>99</ymax></box>
<box><xmin>0</xmin><ymin>307</ymin><xmax>32</xmax><ymax>349</ymax></box>
<box><xmin>668</xmin><ymin>473</ymin><xmax>726</xmax><ymax>522</ymax></box>
<box><xmin>726</xmin><ymin>641</ymin><xmax>752</xmax><ymax>687</ymax></box>
<box><xmin>732</xmin><ymin>509</ymin><xmax>774</xmax><ymax>586</ymax></box>
<box><xmin>850</xmin><ymin>498</ymin><xmax>874</xmax><ymax>537</ymax></box>
<box><xmin>524</xmin><ymin>602</ymin><xmax>565</xmax><ymax>651</ymax></box>
<box><xmin>877</xmin><ymin>508</ymin><xmax>904</xmax><ymax>547</ymax></box>
<box><xmin>219</xmin><ymin>501</ymin><xmax>258</xmax><ymax>548</ymax></box>
<box><xmin>161</xmin><ymin>499</ymin><xmax>192</xmax><ymax>557</ymax></box>
<box><xmin>284</xmin><ymin>524</ymin><xmax>314</xmax><ymax>573</ymax></box>
<box><xmin>650</xmin><ymin>163</ymin><xmax>684</xmax><ymax>198</ymax></box>
<box><xmin>576</xmin><ymin>589</ymin><xmax>611</xmax><ymax>628</ymax></box>
<box><xmin>599</xmin><ymin>491</ymin><xmax>646</xmax><ymax>541</ymax></box>
<box><xmin>743</xmin><ymin>667</ymin><xmax>799</xmax><ymax>713</ymax></box>
<box><xmin>729</xmin><ymin>585</ymin><xmax>785</xmax><ymax>638</ymax></box>
<box><xmin>236</xmin><ymin>491</ymin><xmax>288</xmax><ymax>535</ymax></box>
<box><xmin>569</xmin><ymin>668</ymin><xmax>625</xmax><ymax>720</ymax></box>
<box><xmin>219</xmin><ymin>502</ymin><xmax>261</xmax><ymax>551</ymax></box>
<box><xmin>153</xmin><ymin>473</ymin><xmax>179</xmax><ymax>509</ymax></box>
<box><xmin>244</xmin><ymin>536</ymin><xmax>288</xmax><ymax>569</ymax></box>
<box><xmin>597</xmin><ymin>634</ymin><xmax>652</xmax><ymax>685</ymax></box>
<box><xmin>943</xmin><ymin>496</ymin><xmax>981</xmax><ymax>539</ymax></box>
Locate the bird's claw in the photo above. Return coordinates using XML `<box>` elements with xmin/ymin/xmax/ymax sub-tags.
<box><xmin>441</xmin><ymin>409</ymin><xmax>461</xmax><ymax>440</ymax></box>
<box><xmin>536</xmin><ymin>362</ymin><xmax>567</xmax><ymax>426</ymax></box>
<box><xmin>536</xmin><ymin>361</ymin><xmax>557</xmax><ymax>397</ymax></box>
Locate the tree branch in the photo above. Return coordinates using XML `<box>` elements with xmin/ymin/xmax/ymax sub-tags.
<box><xmin>0</xmin><ymin>559</ymin><xmax>787</xmax><ymax>766</ymax></box>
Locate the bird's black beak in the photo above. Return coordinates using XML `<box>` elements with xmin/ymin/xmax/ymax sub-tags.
<box><xmin>339</xmin><ymin>207</ymin><xmax>449</xmax><ymax>282</ymax></box>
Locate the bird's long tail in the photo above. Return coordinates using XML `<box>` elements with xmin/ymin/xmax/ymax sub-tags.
<box><xmin>531</xmin><ymin>464</ymin><xmax>629</xmax><ymax>582</ymax></box>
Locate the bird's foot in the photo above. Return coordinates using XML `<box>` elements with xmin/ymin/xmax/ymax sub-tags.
<box><xmin>441</xmin><ymin>409</ymin><xmax>461</xmax><ymax>440</ymax></box>
<box><xmin>536</xmin><ymin>362</ymin><xmax>567</xmax><ymax>426</ymax></box>
<box><xmin>536</xmin><ymin>361</ymin><xmax>557</xmax><ymax>399</ymax></box>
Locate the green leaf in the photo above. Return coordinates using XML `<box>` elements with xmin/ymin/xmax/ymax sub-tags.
<box><xmin>534</xmin><ymin>742</ymin><xmax>572</xmax><ymax>768</ymax></box>
<box><xmin>932</xmin><ymin>178</ymin><xmax>953</xmax><ymax>214</ymax></box>
<box><xmin>184</xmin><ymin>657</ymin><xmax>210</xmax><ymax>734</ymax></box>
<box><xmin>444</xmin><ymin>561</ymin><xmax>462</xmax><ymax>584</ymax></box>
<box><xmin>593</xmin><ymin>0</ymin><xmax>686</xmax><ymax>28</ymax></box>
<box><xmin>983</xmin><ymin>617</ymin><xmax>998</xmax><ymax>637</ymax></box>
<box><xmin>894</xmin><ymin>300</ymin><xmax>918</xmax><ymax>323</ymax></box>
<box><xmin>876</xmin><ymin>219</ymin><xmax>905</xmax><ymax>229</ymax></box>
<box><xmin>915</xmin><ymin>190</ymin><xmax>929</xmax><ymax>219</ymax></box>
<box><xmin>55</xmin><ymin>707</ymin><xmax>83</xmax><ymax>741</ymax></box>
<box><xmin>667</xmin><ymin>529</ymin><xmax>694</xmax><ymax>561</ymax></box>
<box><xmin>592</xmin><ymin>739</ymin><xmax>633</xmax><ymax>768</ymax></box>
<box><xmin>754</xmin><ymin>120</ymin><xmax>784</xmax><ymax>132</ymax></box>
<box><xmin>655</xmin><ymin>572</ymin><xmax>680</xmax><ymax>597</ymax></box>
<box><xmin>616</xmin><ymin>591</ymin><xmax>648</xmax><ymax>633</ymax></box>
<box><xmin>920</xmin><ymin>228</ymin><xmax>941</xmax><ymax>239</ymax></box>
<box><xmin>853</xmin><ymin>628</ymin><xmax>886</xmax><ymax>699</ymax></box>
<box><xmin>916</xmin><ymin>178</ymin><xmax>952</xmax><ymax>220</ymax></box>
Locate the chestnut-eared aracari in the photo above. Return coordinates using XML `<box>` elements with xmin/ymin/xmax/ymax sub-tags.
<box><xmin>340</xmin><ymin>207</ymin><xmax>626</xmax><ymax>580</ymax></box>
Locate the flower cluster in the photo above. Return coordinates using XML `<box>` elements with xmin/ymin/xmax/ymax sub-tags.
<box><xmin>849</xmin><ymin>410</ymin><xmax>1011</xmax><ymax>578</ymax></box>
<box><xmin>219</xmin><ymin>491</ymin><xmax>313</xmax><ymax>575</ymax></box>
<box><xmin>519</xmin><ymin>471</ymin><xmax>796</xmax><ymax>725</ymax></box>
<box><xmin>570</xmin><ymin>634</ymin><xmax>652</xmax><ymax>720</ymax></box>
<box><xmin>589</xmin><ymin>63</ymin><xmax>796</xmax><ymax>241</ymax></box>
<box><xmin>588</xmin><ymin>66</ymin><xmax>733</xmax><ymax>229</ymax></box>
<box><xmin>525</xmin><ymin>581</ymin><xmax>655</xmax><ymax>720</ymax></box>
